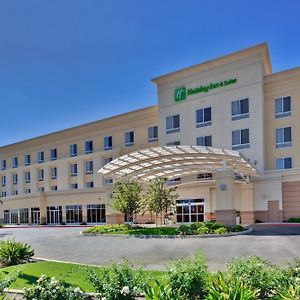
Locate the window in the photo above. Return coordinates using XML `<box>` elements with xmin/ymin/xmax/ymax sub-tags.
<box><xmin>51</xmin><ymin>185</ymin><xmax>58</xmax><ymax>191</ymax></box>
<box><xmin>1</xmin><ymin>192</ymin><xmax>7</xmax><ymax>198</ymax></box>
<box><xmin>105</xmin><ymin>178</ymin><xmax>113</xmax><ymax>185</ymax></box>
<box><xmin>24</xmin><ymin>154</ymin><xmax>31</xmax><ymax>166</ymax></box>
<box><xmin>25</xmin><ymin>171</ymin><xmax>31</xmax><ymax>183</ymax></box>
<box><xmin>50</xmin><ymin>148</ymin><xmax>57</xmax><ymax>160</ymax></box>
<box><xmin>1</xmin><ymin>176</ymin><xmax>6</xmax><ymax>187</ymax></box>
<box><xmin>125</xmin><ymin>131</ymin><xmax>135</xmax><ymax>147</ymax></box>
<box><xmin>71</xmin><ymin>183</ymin><xmax>78</xmax><ymax>189</ymax></box>
<box><xmin>197</xmin><ymin>135</ymin><xmax>212</xmax><ymax>147</ymax></box>
<box><xmin>196</xmin><ymin>107</ymin><xmax>212</xmax><ymax>127</ymax></box>
<box><xmin>1</xmin><ymin>160</ymin><xmax>6</xmax><ymax>170</ymax></box>
<box><xmin>275</xmin><ymin>96</ymin><xmax>291</xmax><ymax>118</ymax></box>
<box><xmin>13</xmin><ymin>173</ymin><xmax>18</xmax><ymax>184</ymax></box>
<box><xmin>38</xmin><ymin>151</ymin><xmax>44</xmax><ymax>163</ymax></box>
<box><xmin>38</xmin><ymin>187</ymin><xmax>45</xmax><ymax>192</ymax></box>
<box><xmin>104</xmin><ymin>157</ymin><xmax>113</xmax><ymax>165</ymax></box>
<box><xmin>4</xmin><ymin>210</ymin><xmax>9</xmax><ymax>223</ymax></box>
<box><xmin>38</xmin><ymin>169</ymin><xmax>44</xmax><ymax>181</ymax></box>
<box><xmin>51</xmin><ymin>167</ymin><xmax>57</xmax><ymax>179</ymax></box>
<box><xmin>167</xmin><ymin>178</ymin><xmax>181</xmax><ymax>185</ymax></box>
<box><xmin>25</xmin><ymin>188</ymin><xmax>31</xmax><ymax>194</ymax></box>
<box><xmin>86</xmin><ymin>181</ymin><xmax>94</xmax><ymax>188</ymax></box>
<box><xmin>87</xmin><ymin>204</ymin><xmax>106</xmax><ymax>223</ymax></box>
<box><xmin>232</xmin><ymin>129</ymin><xmax>250</xmax><ymax>150</ymax></box>
<box><xmin>166</xmin><ymin>115</ymin><xmax>180</xmax><ymax>134</ymax></box>
<box><xmin>231</xmin><ymin>98</ymin><xmax>249</xmax><ymax>120</ymax></box>
<box><xmin>19</xmin><ymin>208</ymin><xmax>29</xmax><ymax>224</ymax></box>
<box><xmin>70</xmin><ymin>144</ymin><xmax>77</xmax><ymax>157</ymax></box>
<box><xmin>13</xmin><ymin>190</ymin><xmax>18</xmax><ymax>195</ymax></box>
<box><xmin>276</xmin><ymin>157</ymin><xmax>292</xmax><ymax>170</ymax></box>
<box><xmin>148</xmin><ymin>126</ymin><xmax>158</xmax><ymax>142</ymax></box>
<box><xmin>166</xmin><ymin>141</ymin><xmax>180</xmax><ymax>146</ymax></box>
<box><xmin>12</xmin><ymin>157</ymin><xmax>18</xmax><ymax>168</ymax></box>
<box><xmin>104</xmin><ymin>136</ymin><xmax>112</xmax><ymax>150</ymax></box>
<box><xmin>85</xmin><ymin>140</ymin><xmax>93</xmax><ymax>154</ymax></box>
<box><xmin>197</xmin><ymin>173</ymin><xmax>213</xmax><ymax>180</ymax></box>
<box><xmin>276</xmin><ymin>127</ymin><xmax>292</xmax><ymax>148</ymax></box>
<box><xmin>85</xmin><ymin>160</ymin><xmax>93</xmax><ymax>174</ymax></box>
<box><xmin>65</xmin><ymin>205</ymin><xmax>82</xmax><ymax>223</ymax></box>
<box><xmin>70</xmin><ymin>164</ymin><xmax>78</xmax><ymax>176</ymax></box>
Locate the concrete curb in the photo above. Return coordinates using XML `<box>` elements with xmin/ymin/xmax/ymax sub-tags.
<box><xmin>80</xmin><ymin>228</ymin><xmax>253</xmax><ymax>238</ymax></box>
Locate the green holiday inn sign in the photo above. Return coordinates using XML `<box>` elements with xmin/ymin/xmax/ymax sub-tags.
<box><xmin>174</xmin><ymin>78</ymin><xmax>237</xmax><ymax>102</ymax></box>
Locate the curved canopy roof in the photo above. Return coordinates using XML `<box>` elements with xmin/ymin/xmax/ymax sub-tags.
<box><xmin>98</xmin><ymin>146</ymin><xmax>258</xmax><ymax>182</ymax></box>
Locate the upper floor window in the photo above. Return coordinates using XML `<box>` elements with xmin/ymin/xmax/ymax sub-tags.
<box><xmin>148</xmin><ymin>126</ymin><xmax>158</xmax><ymax>142</ymax></box>
<box><xmin>85</xmin><ymin>160</ymin><xmax>93</xmax><ymax>174</ymax></box>
<box><xmin>104</xmin><ymin>136</ymin><xmax>112</xmax><ymax>150</ymax></box>
<box><xmin>70</xmin><ymin>144</ymin><xmax>77</xmax><ymax>157</ymax></box>
<box><xmin>166</xmin><ymin>141</ymin><xmax>180</xmax><ymax>146</ymax></box>
<box><xmin>38</xmin><ymin>169</ymin><xmax>44</xmax><ymax>181</ymax></box>
<box><xmin>232</xmin><ymin>129</ymin><xmax>250</xmax><ymax>150</ymax></box>
<box><xmin>197</xmin><ymin>135</ymin><xmax>212</xmax><ymax>147</ymax></box>
<box><xmin>51</xmin><ymin>185</ymin><xmax>58</xmax><ymax>191</ymax></box>
<box><xmin>1</xmin><ymin>175</ymin><xmax>6</xmax><ymax>187</ymax></box>
<box><xmin>25</xmin><ymin>188</ymin><xmax>31</xmax><ymax>194</ymax></box>
<box><xmin>85</xmin><ymin>140</ymin><xmax>93</xmax><ymax>154</ymax></box>
<box><xmin>51</xmin><ymin>167</ymin><xmax>57</xmax><ymax>179</ymax></box>
<box><xmin>1</xmin><ymin>192</ymin><xmax>6</xmax><ymax>198</ymax></box>
<box><xmin>71</xmin><ymin>183</ymin><xmax>78</xmax><ymax>190</ymax></box>
<box><xmin>276</xmin><ymin>157</ymin><xmax>292</xmax><ymax>170</ymax></box>
<box><xmin>166</xmin><ymin>115</ymin><xmax>180</xmax><ymax>134</ymax></box>
<box><xmin>125</xmin><ymin>131</ymin><xmax>134</xmax><ymax>147</ymax></box>
<box><xmin>12</xmin><ymin>157</ymin><xmax>18</xmax><ymax>168</ymax></box>
<box><xmin>38</xmin><ymin>151</ymin><xmax>45</xmax><ymax>163</ymax></box>
<box><xmin>276</xmin><ymin>127</ymin><xmax>292</xmax><ymax>149</ymax></box>
<box><xmin>86</xmin><ymin>181</ymin><xmax>94</xmax><ymax>188</ymax></box>
<box><xmin>70</xmin><ymin>164</ymin><xmax>78</xmax><ymax>176</ymax></box>
<box><xmin>24</xmin><ymin>154</ymin><xmax>31</xmax><ymax>166</ymax></box>
<box><xmin>196</xmin><ymin>107</ymin><xmax>212</xmax><ymax>127</ymax></box>
<box><xmin>104</xmin><ymin>157</ymin><xmax>113</xmax><ymax>165</ymax></box>
<box><xmin>25</xmin><ymin>171</ymin><xmax>31</xmax><ymax>183</ymax></box>
<box><xmin>50</xmin><ymin>148</ymin><xmax>57</xmax><ymax>161</ymax></box>
<box><xmin>275</xmin><ymin>96</ymin><xmax>291</xmax><ymax>119</ymax></box>
<box><xmin>12</xmin><ymin>173</ymin><xmax>18</xmax><ymax>184</ymax></box>
<box><xmin>232</xmin><ymin>98</ymin><xmax>249</xmax><ymax>121</ymax></box>
<box><xmin>38</xmin><ymin>187</ymin><xmax>45</xmax><ymax>192</ymax></box>
<box><xmin>0</xmin><ymin>160</ymin><xmax>6</xmax><ymax>170</ymax></box>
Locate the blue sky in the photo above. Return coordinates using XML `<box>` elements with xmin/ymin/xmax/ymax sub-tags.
<box><xmin>0</xmin><ymin>0</ymin><xmax>300</xmax><ymax>146</ymax></box>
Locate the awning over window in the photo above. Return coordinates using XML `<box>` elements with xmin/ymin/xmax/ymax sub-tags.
<box><xmin>98</xmin><ymin>146</ymin><xmax>258</xmax><ymax>182</ymax></box>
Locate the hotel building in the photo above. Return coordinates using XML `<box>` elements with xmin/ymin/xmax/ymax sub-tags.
<box><xmin>0</xmin><ymin>43</ymin><xmax>300</xmax><ymax>225</ymax></box>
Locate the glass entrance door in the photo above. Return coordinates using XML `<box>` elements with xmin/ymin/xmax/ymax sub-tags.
<box><xmin>176</xmin><ymin>199</ymin><xmax>205</xmax><ymax>223</ymax></box>
<box><xmin>31</xmin><ymin>208</ymin><xmax>40</xmax><ymax>224</ymax></box>
<box><xmin>47</xmin><ymin>206</ymin><xmax>62</xmax><ymax>224</ymax></box>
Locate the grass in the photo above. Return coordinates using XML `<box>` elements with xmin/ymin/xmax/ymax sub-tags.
<box><xmin>0</xmin><ymin>261</ymin><xmax>166</xmax><ymax>292</ymax></box>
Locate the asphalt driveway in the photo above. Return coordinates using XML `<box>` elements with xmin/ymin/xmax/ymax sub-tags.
<box><xmin>0</xmin><ymin>224</ymin><xmax>299</xmax><ymax>271</ymax></box>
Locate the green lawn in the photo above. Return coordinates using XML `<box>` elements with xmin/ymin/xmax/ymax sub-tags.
<box><xmin>0</xmin><ymin>261</ymin><xmax>166</xmax><ymax>292</ymax></box>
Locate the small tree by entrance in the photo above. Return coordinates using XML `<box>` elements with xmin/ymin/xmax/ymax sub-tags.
<box><xmin>112</xmin><ymin>180</ymin><xmax>142</xmax><ymax>224</ymax></box>
<box><xmin>144</xmin><ymin>177</ymin><xmax>179</xmax><ymax>226</ymax></box>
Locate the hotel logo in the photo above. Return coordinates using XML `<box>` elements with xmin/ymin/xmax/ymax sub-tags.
<box><xmin>174</xmin><ymin>87</ymin><xmax>187</xmax><ymax>102</ymax></box>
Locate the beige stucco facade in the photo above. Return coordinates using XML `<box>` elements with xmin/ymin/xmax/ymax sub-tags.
<box><xmin>1</xmin><ymin>43</ymin><xmax>300</xmax><ymax>225</ymax></box>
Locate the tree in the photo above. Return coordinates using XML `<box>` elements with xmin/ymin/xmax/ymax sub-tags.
<box><xmin>144</xmin><ymin>177</ymin><xmax>179</xmax><ymax>226</ymax></box>
<box><xmin>112</xmin><ymin>180</ymin><xmax>142</xmax><ymax>223</ymax></box>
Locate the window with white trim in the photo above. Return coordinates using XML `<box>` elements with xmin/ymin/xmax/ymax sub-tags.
<box><xmin>38</xmin><ymin>187</ymin><xmax>45</xmax><ymax>192</ymax></box>
<box><xmin>70</xmin><ymin>164</ymin><xmax>78</xmax><ymax>176</ymax></box>
<box><xmin>70</xmin><ymin>144</ymin><xmax>77</xmax><ymax>157</ymax></box>
<box><xmin>105</xmin><ymin>178</ymin><xmax>113</xmax><ymax>184</ymax></box>
<box><xmin>51</xmin><ymin>167</ymin><xmax>57</xmax><ymax>179</ymax></box>
<box><xmin>25</xmin><ymin>171</ymin><xmax>30</xmax><ymax>183</ymax></box>
<box><xmin>275</xmin><ymin>96</ymin><xmax>291</xmax><ymax>118</ymax></box>
<box><xmin>13</xmin><ymin>190</ymin><xmax>18</xmax><ymax>195</ymax></box>
<box><xmin>12</xmin><ymin>157</ymin><xmax>18</xmax><ymax>168</ymax></box>
<box><xmin>51</xmin><ymin>185</ymin><xmax>58</xmax><ymax>191</ymax></box>
<box><xmin>196</xmin><ymin>107</ymin><xmax>212</xmax><ymax>127</ymax></box>
<box><xmin>1</xmin><ymin>192</ymin><xmax>7</xmax><ymax>198</ymax></box>
<box><xmin>38</xmin><ymin>151</ymin><xmax>44</xmax><ymax>163</ymax></box>
<box><xmin>1</xmin><ymin>160</ymin><xmax>6</xmax><ymax>170</ymax></box>
<box><xmin>104</xmin><ymin>157</ymin><xmax>113</xmax><ymax>165</ymax></box>
<box><xmin>276</xmin><ymin>127</ymin><xmax>292</xmax><ymax>148</ymax></box>
<box><xmin>166</xmin><ymin>141</ymin><xmax>180</xmax><ymax>146</ymax></box>
<box><xmin>86</xmin><ymin>181</ymin><xmax>94</xmax><ymax>188</ymax></box>
<box><xmin>148</xmin><ymin>126</ymin><xmax>158</xmax><ymax>142</ymax></box>
<box><xmin>197</xmin><ymin>135</ymin><xmax>212</xmax><ymax>147</ymax></box>
<box><xmin>25</xmin><ymin>188</ymin><xmax>31</xmax><ymax>194</ymax></box>
<box><xmin>166</xmin><ymin>115</ymin><xmax>180</xmax><ymax>134</ymax></box>
<box><xmin>1</xmin><ymin>176</ymin><xmax>6</xmax><ymax>186</ymax></box>
<box><xmin>104</xmin><ymin>136</ymin><xmax>112</xmax><ymax>150</ymax></box>
<box><xmin>232</xmin><ymin>129</ymin><xmax>250</xmax><ymax>150</ymax></box>
<box><xmin>231</xmin><ymin>98</ymin><xmax>249</xmax><ymax>120</ymax></box>
<box><xmin>38</xmin><ymin>169</ymin><xmax>44</xmax><ymax>181</ymax></box>
<box><xmin>50</xmin><ymin>148</ymin><xmax>57</xmax><ymax>161</ymax></box>
<box><xmin>85</xmin><ymin>160</ymin><xmax>93</xmax><ymax>174</ymax></box>
<box><xmin>85</xmin><ymin>140</ymin><xmax>93</xmax><ymax>154</ymax></box>
<box><xmin>125</xmin><ymin>131</ymin><xmax>135</xmax><ymax>147</ymax></box>
<box><xmin>13</xmin><ymin>173</ymin><xmax>18</xmax><ymax>184</ymax></box>
<box><xmin>25</xmin><ymin>154</ymin><xmax>31</xmax><ymax>166</ymax></box>
<box><xmin>276</xmin><ymin>157</ymin><xmax>292</xmax><ymax>170</ymax></box>
<box><xmin>71</xmin><ymin>183</ymin><xmax>78</xmax><ymax>189</ymax></box>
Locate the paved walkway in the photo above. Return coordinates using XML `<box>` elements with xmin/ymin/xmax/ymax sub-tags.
<box><xmin>0</xmin><ymin>224</ymin><xmax>299</xmax><ymax>271</ymax></box>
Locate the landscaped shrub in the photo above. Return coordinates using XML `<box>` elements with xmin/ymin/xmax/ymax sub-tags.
<box><xmin>87</xmin><ymin>261</ymin><xmax>144</xmax><ymax>300</ymax></box>
<box><xmin>230</xmin><ymin>224</ymin><xmax>245</xmax><ymax>232</ymax></box>
<box><xmin>84</xmin><ymin>223</ymin><xmax>131</xmax><ymax>234</ymax></box>
<box><xmin>0</xmin><ymin>240</ymin><xmax>34</xmax><ymax>267</ymax></box>
<box><xmin>178</xmin><ymin>224</ymin><xmax>193</xmax><ymax>235</ymax></box>
<box><xmin>0</xmin><ymin>272</ymin><xmax>18</xmax><ymax>299</ymax></box>
<box><xmin>214</xmin><ymin>227</ymin><xmax>228</xmax><ymax>234</ymax></box>
<box><xmin>144</xmin><ymin>279</ymin><xmax>182</xmax><ymax>300</ymax></box>
<box><xmin>197</xmin><ymin>226</ymin><xmax>210</xmax><ymax>234</ymax></box>
<box><xmin>227</xmin><ymin>256</ymin><xmax>282</xmax><ymax>299</ymax></box>
<box><xmin>287</xmin><ymin>217</ymin><xmax>300</xmax><ymax>223</ymax></box>
<box><xmin>206</xmin><ymin>272</ymin><xmax>260</xmax><ymax>300</ymax></box>
<box><xmin>23</xmin><ymin>275</ymin><xmax>86</xmax><ymax>300</ymax></box>
<box><xmin>167</xmin><ymin>251</ymin><xmax>208</xmax><ymax>299</ymax></box>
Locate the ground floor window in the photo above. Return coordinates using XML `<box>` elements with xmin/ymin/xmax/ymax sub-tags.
<box><xmin>87</xmin><ymin>204</ymin><xmax>106</xmax><ymax>223</ymax></box>
<box><xmin>31</xmin><ymin>207</ymin><xmax>40</xmax><ymax>224</ymax></box>
<box><xmin>10</xmin><ymin>209</ymin><xmax>18</xmax><ymax>224</ymax></box>
<box><xmin>176</xmin><ymin>199</ymin><xmax>205</xmax><ymax>223</ymax></box>
<box><xmin>65</xmin><ymin>205</ymin><xmax>82</xmax><ymax>224</ymax></box>
<box><xmin>4</xmin><ymin>210</ymin><xmax>9</xmax><ymax>224</ymax></box>
<box><xmin>47</xmin><ymin>206</ymin><xmax>62</xmax><ymax>224</ymax></box>
<box><xmin>19</xmin><ymin>208</ymin><xmax>29</xmax><ymax>224</ymax></box>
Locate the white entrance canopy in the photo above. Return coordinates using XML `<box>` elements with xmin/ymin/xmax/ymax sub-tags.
<box><xmin>98</xmin><ymin>146</ymin><xmax>258</xmax><ymax>182</ymax></box>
